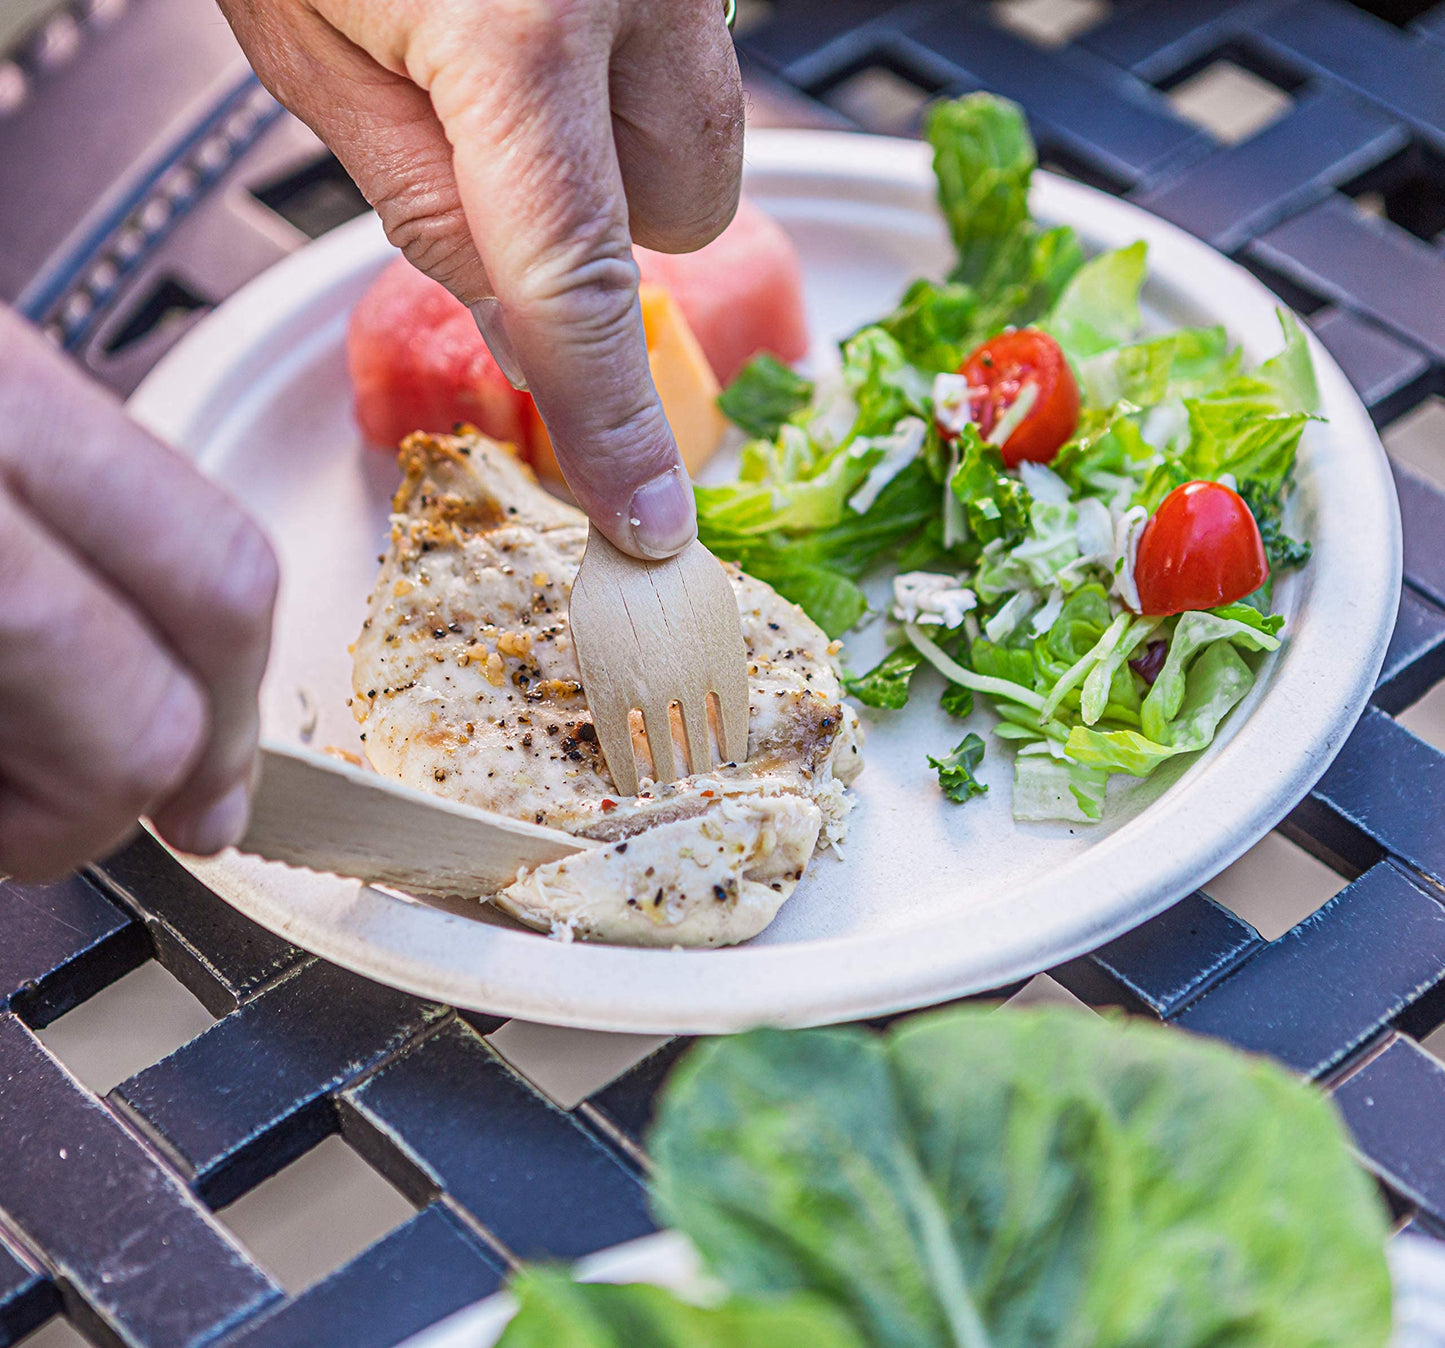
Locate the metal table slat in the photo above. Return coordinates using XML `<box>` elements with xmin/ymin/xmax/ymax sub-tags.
<box><xmin>1127</xmin><ymin>87</ymin><xmax>1406</xmax><ymax>255</ymax></box>
<box><xmin>218</xmin><ymin>1205</ymin><xmax>502</xmax><ymax>1348</ymax></box>
<box><xmin>341</xmin><ymin>1020</ymin><xmax>655</xmax><ymax>1264</ymax></box>
<box><xmin>112</xmin><ymin>964</ymin><xmax>449</xmax><ymax>1207</ymax></box>
<box><xmin>0</xmin><ymin>1014</ymin><xmax>281</xmax><ymax>1346</ymax></box>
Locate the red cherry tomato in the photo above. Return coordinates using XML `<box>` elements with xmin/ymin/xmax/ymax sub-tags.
<box><xmin>960</xmin><ymin>328</ymin><xmax>1080</xmax><ymax>468</ymax></box>
<box><xmin>1134</xmin><ymin>481</ymin><xmax>1269</xmax><ymax>616</ymax></box>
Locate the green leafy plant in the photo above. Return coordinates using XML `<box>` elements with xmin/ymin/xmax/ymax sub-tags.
<box><xmin>498</xmin><ymin>1008</ymin><xmax>1392</xmax><ymax>1347</ymax></box>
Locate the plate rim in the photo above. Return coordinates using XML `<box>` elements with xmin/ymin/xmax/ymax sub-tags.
<box><xmin>128</xmin><ymin>128</ymin><xmax>1402</xmax><ymax>1034</ymax></box>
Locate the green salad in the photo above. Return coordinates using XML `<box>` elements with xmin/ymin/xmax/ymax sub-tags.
<box><xmin>497</xmin><ymin>1007</ymin><xmax>1391</xmax><ymax>1346</ymax></box>
<box><xmin>699</xmin><ymin>94</ymin><xmax>1320</xmax><ymax>823</ymax></box>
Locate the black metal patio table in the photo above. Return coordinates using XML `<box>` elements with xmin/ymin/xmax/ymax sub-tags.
<box><xmin>4</xmin><ymin>1</ymin><xmax>1445</xmax><ymax>1343</ymax></box>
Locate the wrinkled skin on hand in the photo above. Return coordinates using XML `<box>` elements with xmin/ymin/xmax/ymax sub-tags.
<box><xmin>219</xmin><ymin>0</ymin><xmax>745</xmax><ymax>557</ymax></box>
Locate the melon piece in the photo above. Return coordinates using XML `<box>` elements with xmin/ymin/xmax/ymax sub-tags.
<box><xmin>346</xmin><ymin>257</ymin><xmax>532</xmax><ymax>453</ymax></box>
<box><xmin>346</xmin><ymin>194</ymin><xmax>807</xmax><ymax>459</ymax></box>
<box><xmin>527</xmin><ymin>284</ymin><xmax>725</xmax><ymax>480</ymax></box>
<box><xmin>635</xmin><ymin>195</ymin><xmax>809</xmax><ymax>384</ymax></box>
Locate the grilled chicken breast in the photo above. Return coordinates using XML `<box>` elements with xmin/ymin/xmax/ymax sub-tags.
<box><xmin>352</xmin><ymin>431</ymin><xmax>861</xmax><ymax>946</ymax></box>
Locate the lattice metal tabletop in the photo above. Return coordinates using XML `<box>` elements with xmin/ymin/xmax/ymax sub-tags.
<box><xmin>3</xmin><ymin>0</ymin><xmax>1445</xmax><ymax>1344</ymax></box>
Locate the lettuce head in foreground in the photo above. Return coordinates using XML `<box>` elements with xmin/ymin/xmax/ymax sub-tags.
<box><xmin>499</xmin><ymin>1007</ymin><xmax>1391</xmax><ymax>1347</ymax></box>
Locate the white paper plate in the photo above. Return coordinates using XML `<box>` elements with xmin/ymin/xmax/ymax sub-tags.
<box><xmin>128</xmin><ymin>130</ymin><xmax>1400</xmax><ymax>1034</ymax></box>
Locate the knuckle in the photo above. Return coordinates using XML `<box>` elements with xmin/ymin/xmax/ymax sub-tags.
<box><xmin>383</xmin><ymin>206</ymin><xmax>484</xmax><ymax>303</ymax></box>
<box><xmin>482</xmin><ymin>0</ymin><xmax>592</xmax><ymax>58</ymax></box>
<box><xmin>416</xmin><ymin>1</ymin><xmax>594</xmax><ymax>99</ymax></box>
<box><xmin>510</xmin><ymin>223</ymin><xmax>640</xmax><ymax>335</ymax></box>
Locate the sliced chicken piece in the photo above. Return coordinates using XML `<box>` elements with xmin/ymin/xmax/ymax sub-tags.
<box><xmin>352</xmin><ymin>430</ymin><xmax>861</xmax><ymax>946</ymax></box>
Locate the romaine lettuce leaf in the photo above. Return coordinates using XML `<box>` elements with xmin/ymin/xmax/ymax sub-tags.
<box><xmin>649</xmin><ymin>1008</ymin><xmax>1392</xmax><ymax>1348</ymax></box>
<box><xmin>1183</xmin><ymin>399</ymin><xmax>1310</xmax><ymax>496</ymax></box>
<box><xmin>1013</xmin><ymin>753</ymin><xmax>1108</xmax><ymax>821</ymax></box>
<box><xmin>717</xmin><ymin>354</ymin><xmax>815</xmax><ymax>439</ymax></box>
<box><xmin>1044</xmin><ymin>241</ymin><xmax>1147</xmax><ymax>360</ymax></box>
<box><xmin>1256</xmin><ymin>309</ymin><xmax>1321</xmax><ymax>414</ymax></box>
<box><xmin>1210</xmin><ymin>602</ymin><xmax>1285</xmax><ymax>636</ymax></box>
<box><xmin>1141</xmin><ymin>610</ymin><xmax>1279</xmax><ymax>742</ymax></box>
<box><xmin>878</xmin><ymin>278</ymin><xmax>979</xmax><ymax>374</ymax></box>
<box><xmin>1079</xmin><ymin>615</ymin><xmax>1158</xmax><ymax>724</ymax></box>
<box><xmin>497</xmin><ymin>1268</ymin><xmax>866</xmax><ymax>1347</ymax></box>
<box><xmin>697</xmin><ymin>451</ymin><xmax>940</xmax><ymax>637</ymax></box>
<box><xmin>1076</xmin><ymin>326</ymin><xmax>1236</xmax><ymax>409</ymax></box>
<box><xmin>903</xmin><ymin>94</ymin><xmax>1084</xmax><ymax>361</ymax></box>
<box><xmin>1068</xmin><ymin>639</ymin><xmax>1255</xmax><ymax>774</ymax></box>
<box><xmin>1181</xmin><ymin>314</ymin><xmax>1319</xmax><ymax>494</ymax></box>
<box><xmin>928</xmin><ymin>93</ymin><xmax>1034</xmax><ymax>288</ymax></box>
<box><xmin>1040</xmin><ymin>612</ymin><xmax>1132</xmax><ymax>722</ymax></box>
<box><xmin>1077</xmin><ymin>335</ymin><xmax>1174</xmax><ymax>409</ymax></box>
<box><xmin>1045</xmin><ymin>585</ymin><xmax>1112</xmax><ymax>664</ymax></box>
<box><xmin>969</xmin><ymin>637</ymin><xmax>1040</xmax><ymax>691</ymax></box>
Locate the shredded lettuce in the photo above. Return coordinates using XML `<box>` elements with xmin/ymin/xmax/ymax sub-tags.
<box><xmin>1013</xmin><ymin>754</ymin><xmax>1109</xmax><ymax>822</ymax></box>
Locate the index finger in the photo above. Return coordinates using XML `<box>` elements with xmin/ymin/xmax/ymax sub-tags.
<box><xmin>420</xmin><ymin>6</ymin><xmax>696</xmax><ymax>558</ymax></box>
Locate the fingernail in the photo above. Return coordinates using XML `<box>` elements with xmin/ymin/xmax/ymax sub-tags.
<box><xmin>629</xmin><ymin>467</ymin><xmax>697</xmax><ymax>558</ymax></box>
<box><xmin>470</xmin><ymin>298</ymin><xmax>529</xmax><ymax>391</ymax></box>
<box><xmin>180</xmin><ymin>781</ymin><xmax>251</xmax><ymax>855</ymax></box>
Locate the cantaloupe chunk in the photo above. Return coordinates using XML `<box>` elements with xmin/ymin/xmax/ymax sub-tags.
<box><xmin>528</xmin><ymin>283</ymin><xmax>726</xmax><ymax>481</ymax></box>
<box><xmin>636</xmin><ymin>196</ymin><xmax>810</xmax><ymax>384</ymax></box>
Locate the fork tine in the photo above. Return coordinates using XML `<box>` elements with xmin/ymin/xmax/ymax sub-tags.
<box><xmin>713</xmin><ymin>680</ymin><xmax>749</xmax><ymax>765</ymax></box>
<box><xmin>679</xmin><ymin>696</ymin><xmax>712</xmax><ymax>776</ymax></box>
<box><xmin>643</xmin><ymin>701</ymin><xmax>679</xmax><ymax>783</ymax></box>
<box><xmin>591</xmin><ymin>695</ymin><xmax>640</xmax><ymax>797</ymax></box>
<box><xmin>571</xmin><ymin>524</ymin><xmax>751</xmax><ymax>793</ymax></box>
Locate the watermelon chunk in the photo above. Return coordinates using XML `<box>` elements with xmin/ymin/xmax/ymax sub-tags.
<box><xmin>635</xmin><ymin>196</ymin><xmax>809</xmax><ymax>385</ymax></box>
<box><xmin>346</xmin><ymin>196</ymin><xmax>809</xmax><ymax>452</ymax></box>
<box><xmin>346</xmin><ymin>258</ymin><xmax>533</xmax><ymax>453</ymax></box>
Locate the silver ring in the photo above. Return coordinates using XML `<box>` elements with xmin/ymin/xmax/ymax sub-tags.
<box><xmin>724</xmin><ymin>0</ymin><xmax>736</xmax><ymax>30</ymax></box>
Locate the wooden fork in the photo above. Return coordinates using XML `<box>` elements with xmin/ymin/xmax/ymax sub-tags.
<box><xmin>569</xmin><ymin>524</ymin><xmax>750</xmax><ymax>796</ymax></box>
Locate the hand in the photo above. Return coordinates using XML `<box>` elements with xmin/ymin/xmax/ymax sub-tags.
<box><xmin>0</xmin><ymin>307</ymin><xmax>278</xmax><ymax>879</ymax></box>
<box><xmin>220</xmin><ymin>0</ymin><xmax>744</xmax><ymax>558</ymax></box>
